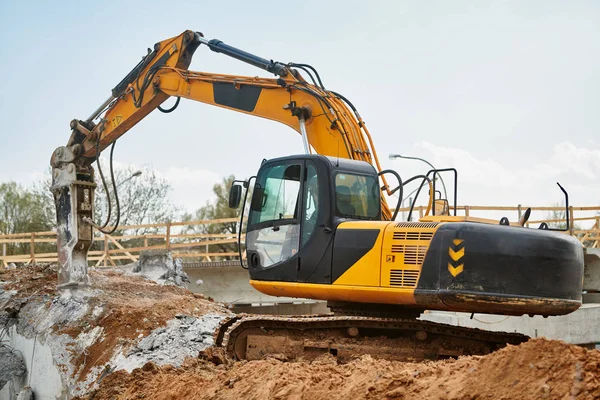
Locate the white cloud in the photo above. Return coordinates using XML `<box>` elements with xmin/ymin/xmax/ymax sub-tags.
<box><xmin>158</xmin><ymin>166</ymin><xmax>221</xmax><ymax>187</ymax></box>
<box><xmin>414</xmin><ymin>141</ymin><xmax>517</xmax><ymax>188</ymax></box>
<box><xmin>548</xmin><ymin>141</ymin><xmax>600</xmax><ymax>180</ymax></box>
<box><xmin>388</xmin><ymin>140</ymin><xmax>600</xmax><ymax>227</ymax></box>
<box><xmin>157</xmin><ymin>166</ymin><xmax>223</xmax><ymax>212</ymax></box>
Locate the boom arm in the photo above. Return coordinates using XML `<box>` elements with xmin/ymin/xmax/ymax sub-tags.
<box><xmin>50</xmin><ymin>29</ymin><xmax>392</xmax><ymax>288</ymax></box>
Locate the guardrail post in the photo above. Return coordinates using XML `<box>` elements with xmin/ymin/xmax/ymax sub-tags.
<box><xmin>592</xmin><ymin>217</ymin><xmax>600</xmax><ymax>247</ymax></box>
<box><xmin>465</xmin><ymin>205</ymin><xmax>470</xmax><ymax>217</ymax></box>
<box><xmin>144</xmin><ymin>235</ymin><xmax>148</xmax><ymax>248</ymax></box>
<box><xmin>569</xmin><ymin>206</ymin><xmax>575</xmax><ymax>236</ymax></box>
<box><xmin>517</xmin><ymin>204</ymin><xmax>522</xmax><ymax>220</ymax></box>
<box><xmin>104</xmin><ymin>235</ymin><xmax>108</xmax><ymax>267</ymax></box>
<box><xmin>166</xmin><ymin>222</ymin><xmax>171</xmax><ymax>251</ymax></box>
<box><xmin>30</xmin><ymin>233</ymin><xmax>36</xmax><ymax>266</ymax></box>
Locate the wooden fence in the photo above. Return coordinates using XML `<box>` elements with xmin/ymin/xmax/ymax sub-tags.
<box><xmin>0</xmin><ymin>217</ymin><xmax>243</xmax><ymax>267</ymax></box>
<box><xmin>1</xmin><ymin>206</ymin><xmax>599</xmax><ymax>267</ymax></box>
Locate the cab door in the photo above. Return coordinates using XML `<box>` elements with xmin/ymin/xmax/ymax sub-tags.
<box><xmin>246</xmin><ymin>159</ymin><xmax>304</xmax><ymax>282</ymax></box>
<box><xmin>245</xmin><ymin>156</ymin><xmax>335</xmax><ymax>284</ymax></box>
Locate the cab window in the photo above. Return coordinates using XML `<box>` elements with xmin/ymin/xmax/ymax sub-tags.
<box><xmin>335</xmin><ymin>173</ymin><xmax>380</xmax><ymax>219</ymax></box>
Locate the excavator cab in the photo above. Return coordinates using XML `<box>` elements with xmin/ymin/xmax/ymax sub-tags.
<box><xmin>231</xmin><ymin>154</ymin><xmax>381</xmax><ymax>284</ymax></box>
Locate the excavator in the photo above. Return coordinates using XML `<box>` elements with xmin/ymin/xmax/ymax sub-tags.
<box><xmin>50</xmin><ymin>29</ymin><xmax>585</xmax><ymax>362</ymax></box>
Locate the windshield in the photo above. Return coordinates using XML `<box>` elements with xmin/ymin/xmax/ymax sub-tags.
<box><xmin>249</xmin><ymin>163</ymin><xmax>301</xmax><ymax>225</ymax></box>
<box><xmin>246</xmin><ymin>162</ymin><xmax>302</xmax><ymax>268</ymax></box>
<box><xmin>335</xmin><ymin>172</ymin><xmax>380</xmax><ymax>219</ymax></box>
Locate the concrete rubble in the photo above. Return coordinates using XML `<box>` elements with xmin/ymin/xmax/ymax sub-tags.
<box><xmin>123</xmin><ymin>249</ymin><xmax>191</xmax><ymax>287</ymax></box>
<box><xmin>0</xmin><ymin>260</ymin><xmax>230</xmax><ymax>399</ymax></box>
<box><xmin>115</xmin><ymin>313</ymin><xmax>224</xmax><ymax>371</ymax></box>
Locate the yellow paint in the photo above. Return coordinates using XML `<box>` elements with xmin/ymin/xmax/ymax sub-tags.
<box><xmin>448</xmin><ymin>262</ymin><xmax>464</xmax><ymax>277</ymax></box>
<box><xmin>332</xmin><ymin>221</ymin><xmax>388</xmax><ymax>287</ymax></box>
<box><xmin>111</xmin><ymin>115</ymin><xmax>123</xmax><ymax>129</ymax></box>
<box><xmin>449</xmin><ymin>247</ymin><xmax>465</xmax><ymax>261</ymax></box>
<box><xmin>452</xmin><ymin>238</ymin><xmax>463</xmax><ymax>246</ymax></box>
<box><xmin>250</xmin><ymin>279</ymin><xmax>416</xmax><ymax>305</ymax></box>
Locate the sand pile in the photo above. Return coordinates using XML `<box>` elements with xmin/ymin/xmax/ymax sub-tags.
<box><xmin>80</xmin><ymin>338</ymin><xmax>600</xmax><ymax>400</ymax></box>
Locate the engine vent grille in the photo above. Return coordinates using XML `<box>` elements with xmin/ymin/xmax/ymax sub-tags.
<box><xmin>389</xmin><ymin>269</ymin><xmax>419</xmax><ymax>287</ymax></box>
<box><xmin>392</xmin><ymin>231</ymin><xmax>434</xmax><ymax>241</ymax></box>
<box><xmin>394</xmin><ymin>222</ymin><xmax>439</xmax><ymax>229</ymax></box>
<box><xmin>390</xmin><ymin>245</ymin><xmax>427</xmax><ymax>264</ymax></box>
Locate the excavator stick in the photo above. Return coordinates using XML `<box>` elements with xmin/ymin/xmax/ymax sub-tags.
<box><xmin>50</xmin><ymin>146</ymin><xmax>95</xmax><ymax>289</ymax></box>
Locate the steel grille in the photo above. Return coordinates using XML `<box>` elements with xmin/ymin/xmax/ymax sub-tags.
<box><xmin>389</xmin><ymin>269</ymin><xmax>419</xmax><ymax>287</ymax></box>
<box><xmin>392</xmin><ymin>231</ymin><xmax>434</xmax><ymax>241</ymax></box>
<box><xmin>389</xmin><ymin>245</ymin><xmax>427</xmax><ymax>264</ymax></box>
<box><xmin>394</xmin><ymin>222</ymin><xmax>439</xmax><ymax>229</ymax></box>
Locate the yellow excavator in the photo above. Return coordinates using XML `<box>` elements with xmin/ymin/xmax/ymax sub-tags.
<box><xmin>50</xmin><ymin>30</ymin><xmax>585</xmax><ymax>362</ymax></box>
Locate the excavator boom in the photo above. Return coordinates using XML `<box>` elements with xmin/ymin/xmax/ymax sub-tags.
<box><xmin>50</xmin><ymin>29</ymin><xmax>395</xmax><ymax>287</ymax></box>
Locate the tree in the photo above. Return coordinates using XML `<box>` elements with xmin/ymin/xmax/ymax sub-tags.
<box><xmin>0</xmin><ymin>182</ymin><xmax>54</xmax><ymax>255</ymax></box>
<box><xmin>33</xmin><ymin>162</ymin><xmax>181</xmax><ymax>256</ymax></box>
<box><xmin>93</xmin><ymin>164</ymin><xmax>180</xmax><ymax>236</ymax></box>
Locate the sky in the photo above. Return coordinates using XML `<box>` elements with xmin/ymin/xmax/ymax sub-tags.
<box><xmin>0</xmin><ymin>1</ymin><xmax>599</xmax><ymax>225</ymax></box>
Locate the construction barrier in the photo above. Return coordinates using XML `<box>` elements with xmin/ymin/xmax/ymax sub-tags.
<box><xmin>1</xmin><ymin>206</ymin><xmax>599</xmax><ymax>268</ymax></box>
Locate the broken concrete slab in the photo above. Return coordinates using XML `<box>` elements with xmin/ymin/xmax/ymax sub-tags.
<box><xmin>123</xmin><ymin>250</ymin><xmax>190</xmax><ymax>288</ymax></box>
<box><xmin>0</xmin><ymin>345</ymin><xmax>26</xmax><ymax>391</ymax></box>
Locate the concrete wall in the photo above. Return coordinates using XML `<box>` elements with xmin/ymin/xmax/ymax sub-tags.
<box><xmin>584</xmin><ymin>248</ymin><xmax>600</xmax><ymax>292</ymax></box>
<box><xmin>184</xmin><ymin>266</ymin><xmax>315</xmax><ymax>306</ymax></box>
<box><xmin>0</xmin><ymin>326</ymin><xmax>64</xmax><ymax>400</ymax></box>
<box><xmin>233</xmin><ymin>301</ymin><xmax>329</xmax><ymax>315</ymax></box>
<box><xmin>421</xmin><ymin>303</ymin><xmax>600</xmax><ymax>346</ymax></box>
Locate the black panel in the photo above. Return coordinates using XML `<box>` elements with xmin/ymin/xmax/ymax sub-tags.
<box><xmin>415</xmin><ymin>222</ymin><xmax>584</xmax><ymax>302</ymax></box>
<box><xmin>299</xmin><ymin>235</ymin><xmax>334</xmax><ymax>284</ymax></box>
<box><xmin>213</xmin><ymin>82</ymin><xmax>262</xmax><ymax>112</ymax></box>
<box><xmin>332</xmin><ymin>229</ymin><xmax>380</xmax><ymax>282</ymax></box>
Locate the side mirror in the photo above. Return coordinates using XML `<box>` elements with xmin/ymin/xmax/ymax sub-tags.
<box><xmin>250</xmin><ymin>187</ymin><xmax>266</xmax><ymax>211</ymax></box>
<box><xmin>228</xmin><ymin>184</ymin><xmax>242</xmax><ymax>209</ymax></box>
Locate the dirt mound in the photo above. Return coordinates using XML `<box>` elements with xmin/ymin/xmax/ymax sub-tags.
<box><xmin>1</xmin><ymin>263</ymin><xmax>231</xmax><ymax>397</ymax></box>
<box><xmin>82</xmin><ymin>338</ymin><xmax>600</xmax><ymax>400</ymax></box>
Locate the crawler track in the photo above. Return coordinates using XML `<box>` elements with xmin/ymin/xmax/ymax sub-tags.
<box><xmin>215</xmin><ymin>314</ymin><xmax>529</xmax><ymax>362</ymax></box>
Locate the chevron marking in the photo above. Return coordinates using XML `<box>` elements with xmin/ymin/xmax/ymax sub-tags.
<box><xmin>448</xmin><ymin>247</ymin><xmax>465</xmax><ymax>261</ymax></box>
<box><xmin>448</xmin><ymin>262</ymin><xmax>464</xmax><ymax>277</ymax></box>
<box><xmin>452</xmin><ymin>238</ymin><xmax>463</xmax><ymax>246</ymax></box>
<box><xmin>448</xmin><ymin>239</ymin><xmax>465</xmax><ymax>277</ymax></box>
